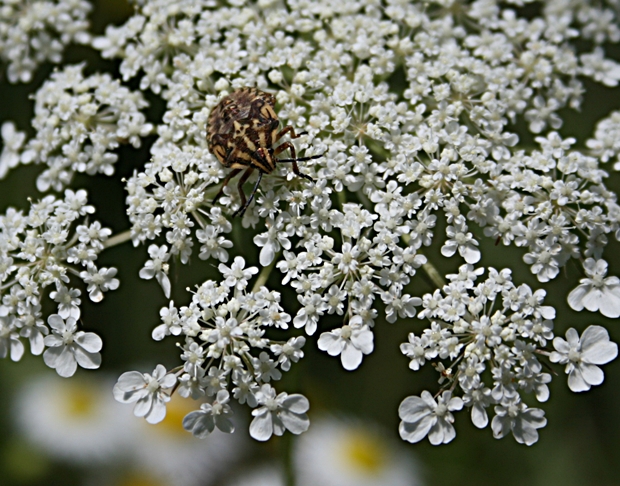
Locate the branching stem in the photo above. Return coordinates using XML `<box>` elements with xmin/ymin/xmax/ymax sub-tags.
<box><xmin>251</xmin><ymin>253</ymin><xmax>279</xmax><ymax>293</ymax></box>
<box><xmin>401</xmin><ymin>234</ymin><xmax>446</xmax><ymax>289</ymax></box>
<box><xmin>103</xmin><ymin>229</ymin><xmax>133</xmax><ymax>249</ymax></box>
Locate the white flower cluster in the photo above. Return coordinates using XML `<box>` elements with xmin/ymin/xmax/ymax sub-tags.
<box><xmin>0</xmin><ymin>0</ymin><xmax>91</xmax><ymax>83</ymax></box>
<box><xmin>0</xmin><ymin>189</ymin><xmax>114</xmax><ymax>376</ymax></box>
<box><xmin>398</xmin><ymin>265</ymin><xmax>617</xmax><ymax>446</ymax></box>
<box><xmin>97</xmin><ymin>0</ymin><xmax>620</xmax><ymax>317</ymax></box>
<box><xmin>587</xmin><ymin>110</ymin><xmax>620</xmax><ymax>170</ymax></box>
<box><xmin>279</xmin><ymin>200</ymin><xmax>425</xmax><ymax>370</ymax></box>
<box><xmin>116</xmin><ymin>256</ymin><xmax>310</xmax><ymax>441</ymax></box>
<box><xmin>1</xmin><ymin>0</ymin><xmax>619</xmax><ymax>448</ymax></box>
<box><xmin>89</xmin><ymin>0</ymin><xmax>620</xmax><ymax>444</ymax></box>
<box><xmin>0</xmin><ymin>64</ymin><xmax>153</xmax><ymax>191</ymax></box>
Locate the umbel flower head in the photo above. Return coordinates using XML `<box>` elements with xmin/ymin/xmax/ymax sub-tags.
<box><xmin>116</xmin><ymin>257</ymin><xmax>309</xmax><ymax>441</ymax></box>
<box><xmin>398</xmin><ymin>265</ymin><xmax>557</xmax><ymax>446</ymax></box>
<box><xmin>0</xmin><ymin>0</ymin><xmax>92</xmax><ymax>83</ymax></box>
<box><xmin>1</xmin><ymin>0</ymin><xmax>619</xmax><ymax>451</ymax></box>
<box><xmin>0</xmin><ymin>190</ymin><xmax>111</xmax><ymax>376</ymax></box>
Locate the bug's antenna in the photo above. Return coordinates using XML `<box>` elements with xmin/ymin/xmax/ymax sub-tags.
<box><xmin>278</xmin><ymin>153</ymin><xmax>324</xmax><ymax>163</ymax></box>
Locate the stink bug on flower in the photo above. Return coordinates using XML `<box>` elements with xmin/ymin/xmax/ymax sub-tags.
<box><xmin>207</xmin><ymin>87</ymin><xmax>322</xmax><ymax>217</ymax></box>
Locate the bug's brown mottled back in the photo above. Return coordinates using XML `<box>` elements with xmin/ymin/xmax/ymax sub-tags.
<box><xmin>207</xmin><ymin>87</ymin><xmax>279</xmax><ymax>174</ymax></box>
<box><xmin>207</xmin><ymin>87</ymin><xmax>322</xmax><ymax>217</ymax></box>
<box><xmin>208</xmin><ymin>88</ymin><xmax>276</xmax><ymax>142</ymax></box>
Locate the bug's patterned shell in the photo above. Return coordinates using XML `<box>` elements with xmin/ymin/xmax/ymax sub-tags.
<box><xmin>206</xmin><ymin>86</ymin><xmax>319</xmax><ymax>217</ymax></box>
<box><xmin>207</xmin><ymin>87</ymin><xmax>280</xmax><ymax>172</ymax></box>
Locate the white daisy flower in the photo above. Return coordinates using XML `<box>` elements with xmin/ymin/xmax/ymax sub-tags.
<box><xmin>294</xmin><ymin>416</ymin><xmax>422</xmax><ymax>486</ymax></box>
<box><xmin>14</xmin><ymin>374</ymin><xmax>133</xmax><ymax>463</ymax></box>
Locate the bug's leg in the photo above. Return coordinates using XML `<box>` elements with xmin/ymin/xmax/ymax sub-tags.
<box><xmin>235</xmin><ymin>167</ymin><xmax>253</xmax><ymax>212</ymax></box>
<box><xmin>233</xmin><ymin>168</ymin><xmax>262</xmax><ymax>218</ymax></box>
<box><xmin>273</xmin><ymin>140</ymin><xmax>295</xmax><ymax>158</ymax></box>
<box><xmin>213</xmin><ymin>168</ymin><xmax>242</xmax><ymax>204</ymax></box>
<box><xmin>274</xmin><ymin>142</ymin><xmax>312</xmax><ymax>181</ymax></box>
<box><xmin>275</xmin><ymin>125</ymin><xmax>307</xmax><ymax>142</ymax></box>
<box><xmin>275</xmin><ymin>141</ymin><xmax>316</xmax><ymax>182</ymax></box>
<box><xmin>290</xmin><ymin>158</ymin><xmax>315</xmax><ymax>182</ymax></box>
<box><xmin>274</xmin><ymin>130</ymin><xmax>325</xmax><ymax>166</ymax></box>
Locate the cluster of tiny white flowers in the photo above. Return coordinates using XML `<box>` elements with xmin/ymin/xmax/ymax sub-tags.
<box><xmin>116</xmin><ymin>256</ymin><xmax>309</xmax><ymax>441</ymax></box>
<box><xmin>587</xmin><ymin>110</ymin><xmax>620</xmax><ymax>170</ymax></box>
<box><xmin>1</xmin><ymin>0</ymin><xmax>619</xmax><ymax>447</ymax></box>
<box><xmin>0</xmin><ymin>0</ymin><xmax>92</xmax><ymax>83</ymax></box>
<box><xmin>0</xmin><ymin>64</ymin><xmax>153</xmax><ymax>192</ymax></box>
<box><xmin>0</xmin><ymin>122</ymin><xmax>25</xmax><ymax>178</ymax></box>
<box><xmin>102</xmin><ymin>0</ymin><xmax>620</xmax><ymax>309</ymax></box>
<box><xmin>0</xmin><ymin>189</ymin><xmax>114</xmax><ymax>375</ymax></box>
<box><xmin>278</xmin><ymin>199</ymin><xmax>425</xmax><ymax>370</ymax></box>
<box><xmin>97</xmin><ymin>0</ymin><xmax>620</xmax><ymax>444</ymax></box>
<box><xmin>398</xmin><ymin>264</ymin><xmax>616</xmax><ymax>446</ymax></box>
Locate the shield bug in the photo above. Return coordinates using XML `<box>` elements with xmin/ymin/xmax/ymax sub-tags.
<box><xmin>207</xmin><ymin>87</ymin><xmax>322</xmax><ymax>217</ymax></box>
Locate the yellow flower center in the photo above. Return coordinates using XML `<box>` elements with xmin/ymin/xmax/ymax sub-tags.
<box><xmin>341</xmin><ymin>430</ymin><xmax>386</xmax><ymax>475</ymax></box>
<box><xmin>64</xmin><ymin>384</ymin><xmax>96</xmax><ymax>418</ymax></box>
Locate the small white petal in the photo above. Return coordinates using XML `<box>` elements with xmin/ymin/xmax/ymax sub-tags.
<box><xmin>341</xmin><ymin>344</ymin><xmax>363</xmax><ymax>370</ymax></box>
<box><xmin>398</xmin><ymin>395</ymin><xmax>432</xmax><ymax>423</ymax></box>
<box><xmin>399</xmin><ymin>414</ymin><xmax>435</xmax><ymax>443</ymax></box>
<box><xmin>250</xmin><ymin>410</ymin><xmax>273</xmax><ymax>441</ymax></box>
<box><xmin>581</xmin><ymin>326</ymin><xmax>618</xmax><ymax>365</ymax></box>
<box><xmin>75</xmin><ymin>332</ymin><xmax>103</xmax><ymax>353</ymax></box>
<box><xmin>428</xmin><ymin>419</ymin><xmax>456</xmax><ymax>445</ymax></box>
<box><xmin>73</xmin><ymin>347</ymin><xmax>102</xmax><ymax>370</ymax></box>
<box><xmin>183</xmin><ymin>411</ymin><xmax>214</xmax><ymax>438</ymax></box>
<box><xmin>567</xmin><ymin>285</ymin><xmax>588</xmax><ymax>311</ymax></box>
<box><xmin>579</xmin><ymin>362</ymin><xmax>605</xmax><ymax>387</ymax></box>
<box><xmin>282</xmin><ymin>394</ymin><xmax>309</xmax><ymax>414</ymax></box>
<box><xmin>146</xmin><ymin>400</ymin><xmax>167</xmax><ymax>424</ymax></box>
<box><xmin>567</xmin><ymin>368</ymin><xmax>589</xmax><ymax>392</ymax></box>
<box><xmin>279</xmin><ymin>409</ymin><xmax>309</xmax><ymax>435</ymax></box>
<box><xmin>259</xmin><ymin>242</ymin><xmax>276</xmax><ymax>267</ymax></box>
<box><xmin>471</xmin><ymin>404</ymin><xmax>488</xmax><ymax>428</ymax></box>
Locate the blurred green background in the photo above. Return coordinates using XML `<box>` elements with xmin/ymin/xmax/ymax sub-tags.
<box><xmin>1</xmin><ymin>1</ymin><xmax>620</xmax><ymax>485</ymax></box>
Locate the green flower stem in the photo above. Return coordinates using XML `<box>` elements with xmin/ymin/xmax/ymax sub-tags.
<box><xmin>337</xmin><ymin>187</ymin><xmax>347</xmax><ymax>209</ymax></box>
<box><xmin>251</xmin><ymin>253</ymin><xmax>279</xmax><ymax>293</ymax></box>
<box><xmin>103</xmin><ymin>229</ymin><xmax>133</xmax><ymax>249</ymax></box>
<box><xmin>420</xmin><ymin>256</ymin><xmax>446</xmax><ymax>289</ymax></box>
<box><xmin>401</xmin><ymin>234</ymin><xmax>445</xmax><ymax>289</ymax></box>
<box><xmin>282</xmin><ymin>431</ymin><xmax>296</xmax><ymax>486</ymax></box>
